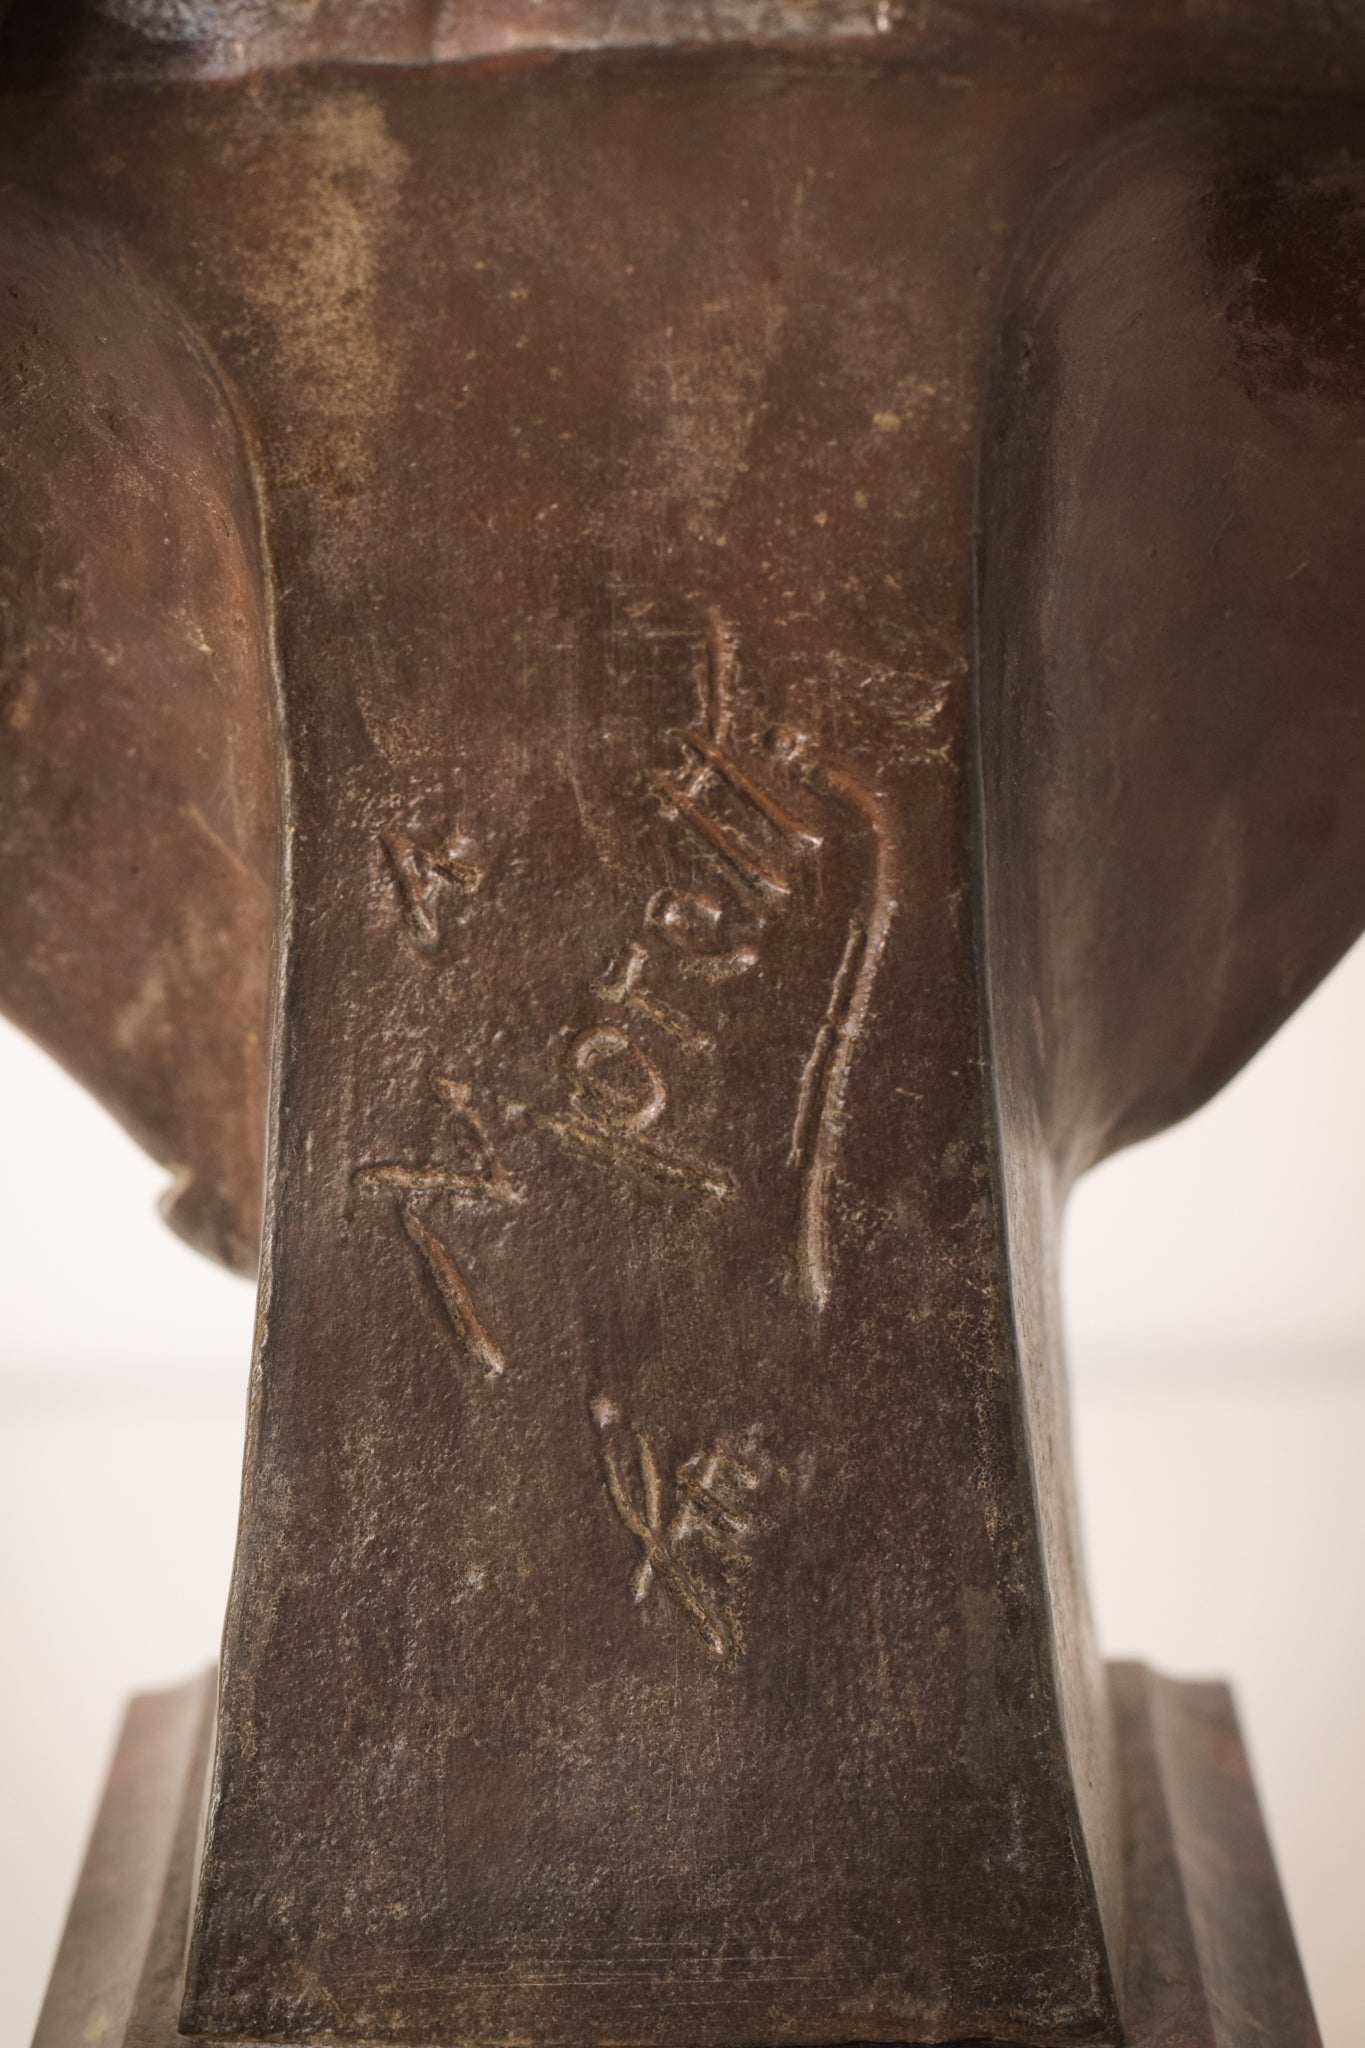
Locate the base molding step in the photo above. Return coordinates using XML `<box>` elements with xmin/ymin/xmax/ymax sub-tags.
<box><xmin>32</xmin><ymin>1662</ymin><xmax>1319</xmax><ymax>2048</ymax></box>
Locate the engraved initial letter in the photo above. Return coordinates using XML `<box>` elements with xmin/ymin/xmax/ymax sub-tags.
<box><xmin>355</xmin><ymin>1075</ymin><xmax>521</xmax><ymax>1377</ymax></box>
<box><xmin>381</xmin><ymin>824</ymin><xmax>485</xmax><ymax>953</ymax></box>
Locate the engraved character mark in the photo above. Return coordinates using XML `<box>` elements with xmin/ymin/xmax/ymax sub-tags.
<box><xmin>645</xmin><ymin>887</ymin><xmax>759</xmax><ymax>980</ymax></box>
<box><xmin>592</xmin><ymin>1398</ymin><xmax>762</xmax><ymax>1660</ymax></box>
<box><xmin>673</xmin><ymin>1442</ymin><xmax>765</xmax><ymax>1553</ymax></box>
<box><xmin>788</xmin><ymin>760</ymin><xmax>904</xmax><ymax>1309</ymax></box>
<box><xmin>568</xmin><ymin>1023</ymin><xmax>666</xmax><ymax>1131</ymax></box>
<box><xmin>355</xmin><ymin>1075</ymin><xmax>521</xmax><ymax>1378</ymax></box>
<box><xmin>594</xmin><ymin>940</ymin><xmax>714</xmax><ymax>1052</ymax></box>
<box><xmin>382</xmin><ymin>824</ymin><xmax>484</xmax><ymax>953</ymax></box>
<box><xmin>652</xmin><ymin>606</ymin><xmax>822</xmax><ymax>900</ymax></box>
<box><xmin>543</xmin><ymin>1023</ymin><xmax>731</xmax><ymax>1199</ymax></box>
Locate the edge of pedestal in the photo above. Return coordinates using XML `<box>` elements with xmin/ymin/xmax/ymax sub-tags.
<box><xmin>31</xmin><ymin>1671</ymin><xmax>215</xmax><ymax>2048</ymax></box>
<box><xmin>1111</xmin><ymin>1660</ymin><xmax>1322</xmax><ymax>2048</ymax></box>
<box><xmin>30</xmin><ymin>1662</ymin><xmax>1322</xmax><ymax>2048</ymax></box>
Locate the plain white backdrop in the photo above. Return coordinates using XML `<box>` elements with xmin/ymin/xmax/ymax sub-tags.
<box><xmin>2</xmin><ymin>940</ymin><xmax>1363</xmax><ymax>2045</ymax></box>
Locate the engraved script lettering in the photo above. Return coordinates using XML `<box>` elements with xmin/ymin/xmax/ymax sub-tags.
<box><xmin>594</xmin><ymin>941</ymin><xmax>715</xmax><ymax>1051</ymax></box>
<box><xmin>651</xmin><ymin>608</ymin><xmax>823</xmax><ymax>900</ymax></box>
<box><xmin>543</xmin><ymin>1024</ymin><xmax>731</xmax><ymax>1198</ymax></box>
<box><xmin>365</xmin><ymin>617</ymin><xmax>903</xmax><ymax>1351</ymax></box>
<box><xmin>645</xmin><ymin>887</ymin><xmax>759</xmax><ymax>980</ymax></box>
<box><xmin>542</xmin><ymin>610</ymin><xmax>828</xmax><ymax>1210</ymax></box>
<box><xmin>568</xmin><ymin>1023</ymin><xmax>667</xmax><ymax>1132</ymax></box>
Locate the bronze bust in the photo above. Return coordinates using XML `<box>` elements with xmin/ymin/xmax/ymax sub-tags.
<box><xmin>4</xmin><ymin>3</ymin><xmax>1361</xmax><ymax>2043</ymax></box>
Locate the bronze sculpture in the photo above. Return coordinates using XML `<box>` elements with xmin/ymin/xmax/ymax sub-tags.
<box><xmin>4</xmin><ymin>2</ymin><xmax>1361</xmax><ymax>2042</ymax></box>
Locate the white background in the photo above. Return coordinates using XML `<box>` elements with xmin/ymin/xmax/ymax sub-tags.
<box><xmin>2</xmin><ymin>943</ymin><xmax>1362</xmax><ymax>2046</ymax></box>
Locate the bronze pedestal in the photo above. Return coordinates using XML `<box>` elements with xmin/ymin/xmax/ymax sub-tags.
<box><xmin>5</xmin><ymin>3</ymin><xmax>1359</xmax><ymax>2042</ymax></box>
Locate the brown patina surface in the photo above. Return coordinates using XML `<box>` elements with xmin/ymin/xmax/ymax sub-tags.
<box><xmin>2</xmin><ymin>4</ymin><xmax>1361</xmax><ymax>2043</ymax></box>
